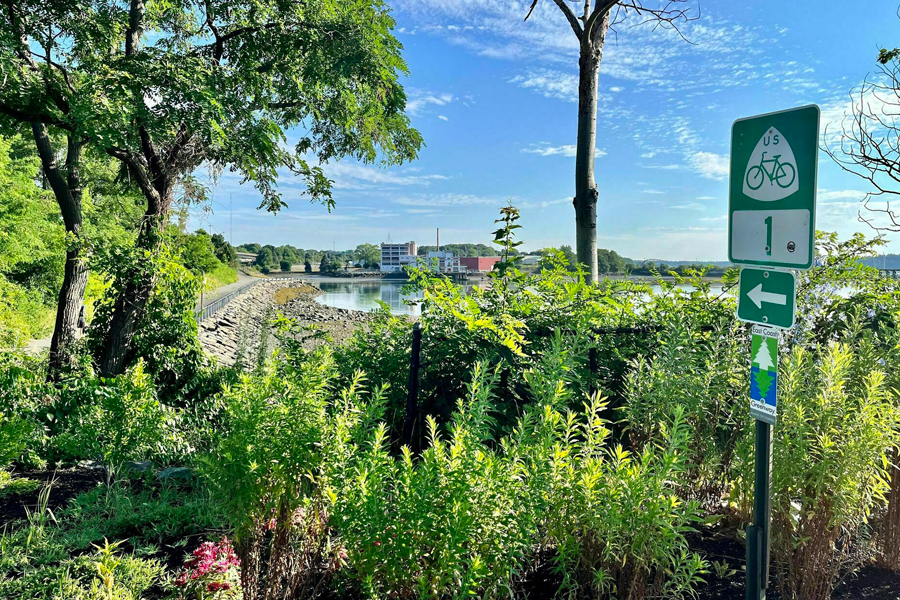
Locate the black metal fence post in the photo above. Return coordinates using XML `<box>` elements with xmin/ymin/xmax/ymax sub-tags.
<box><xmin>588</xmin><ymin>346</ymin><xmax>598</xmax><ymax>397</ymax></box>
<box><xmin>403</xmin><ymin>322</ymin><xmax>422</xmax><ymax>447</ymax></box>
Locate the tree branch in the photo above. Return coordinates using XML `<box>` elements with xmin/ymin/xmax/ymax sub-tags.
<box><xmin>526</xmin><ymin>0</ymin><xmax>583</xmax><ymax>39</ymax></box>
<box><xmin>31</xmin><ymin>123</ymin><xmax>78</xmax><ymax>227</ymax></box>
<box><xmin>0</xmin><ymin>102</ymin><xmax>68</xmax><ymax>128</ymax></box>
<box><xmin>106</xmin><ymin>146</ymin><xmax>160</xmax><ymax>210</ymax></box>
<box><xmin>552</xmin><ymin>0</ymin><xmax>584</xmax><ymax>38</ymax></box>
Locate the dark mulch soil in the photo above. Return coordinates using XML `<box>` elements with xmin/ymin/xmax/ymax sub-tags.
<box><xmin>689</xmin><ymin>525</ymin><xmax>900</xmax><ymax>600</ymax></box>
<box><xmin>0</xmin><ymin>467</ymin><xmax>105</xmax><ymax>526</ymax></box>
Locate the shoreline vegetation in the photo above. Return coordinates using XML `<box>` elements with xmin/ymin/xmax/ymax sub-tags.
<box><xmin>0</xmin><ymin>1</ymin><xmax>899</xmax><ymax>599</ymax></box>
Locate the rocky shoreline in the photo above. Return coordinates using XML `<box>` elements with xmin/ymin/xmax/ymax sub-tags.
<box><xmin>198</xmin><ymin>279</ymin><xmax>377</xmax><ymax>365</ymax></box>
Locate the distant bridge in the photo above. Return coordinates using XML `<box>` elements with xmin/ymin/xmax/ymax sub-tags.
<box><xmin>878</xmin><ymin>269</ymin><xmax>900</xmax><ymax>279</ymax></box>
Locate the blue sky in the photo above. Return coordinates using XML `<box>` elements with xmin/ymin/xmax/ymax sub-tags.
<box><xmin>189</xmin><ymin>0</ymin><xmax>900</xmax><ymax>260</ymax></box>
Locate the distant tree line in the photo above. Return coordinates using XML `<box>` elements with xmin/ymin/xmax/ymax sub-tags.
<box><xmin>417</xmin><ymin>243</ymin><xmax>500</xmax><ymax>257</ymax></box>
<box><xmin>529</xmin><ymin>246</ymin><xmax>727</xmax><ymax>277</ymax></box>
<box><xmin>236</xmin><ymin>243</ymin><xmax>382</xmax><ymax>273</ymax></box>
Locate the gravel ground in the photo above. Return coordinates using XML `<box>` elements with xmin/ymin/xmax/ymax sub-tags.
<box><xmin>198</xmin><ymin>279</ymin><xmax>380</xmax><ymax>365</ymax></box>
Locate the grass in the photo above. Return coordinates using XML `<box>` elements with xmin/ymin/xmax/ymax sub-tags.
<box><xmin>0</xmin><ymin>470</ymin><xmax>40</xmax><ymax>498</ymax></box>
<box><xmin>0</xmin><ymin>476</ymin><xmax>225</xmax><ymax>597</ymax></box>
<box><xmin>274</xmin><ymin>284</ymin><xmax>319</xmax><ymax>305</ymax></box>
<box><xmin>204</xmin><ymin>262</ymin><xmax>238</xmax><ymax>291</ymax></box>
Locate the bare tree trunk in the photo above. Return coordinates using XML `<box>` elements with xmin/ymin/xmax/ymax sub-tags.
<box><xmin>882</xmin><ymin>447</ymin><xmax>900</xmax><ymax>570</ymax></box>
<box><xmin>573</xmin><ymin>13</ymin><xmax>609</xmax><ymax>284</ymax></box>
<box><xmin>31</xmin><ymin>124</ymin><xmax>88</xmax><ymax>381</ymax></box>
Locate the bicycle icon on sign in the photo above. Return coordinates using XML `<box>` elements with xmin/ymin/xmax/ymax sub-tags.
<box><xmin>745</xmin><ymin>152</ymin><xmax>796</xmax><ymax>191</ymax></box>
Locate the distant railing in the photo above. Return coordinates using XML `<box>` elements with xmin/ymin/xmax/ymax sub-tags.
<box><xmin>195</xmin><ymin>277</ymin><xmax>300</xmax><ymax>323</ymax></box>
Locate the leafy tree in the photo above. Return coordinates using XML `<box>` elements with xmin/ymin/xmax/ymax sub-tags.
<box><xmin>256</xmin><ymin>248</ymin><xmax>275</xmax><ymax>270</ymax></box>
<box><xmin>320</xmin><ymin>253</ymin><xmax>342</xmax><ymax>274</ymax></box>
<box><xmin>559</xmin><ymin>245</ymin><xmax>577</xmax><ymax>271</ymax></box>
<box><xmin>238</xmin><ymin>243</ymin><xmax>261</xmax><ymax>255</ymax></box>
<box><xmin>210</xmin><ymin>233</ymin><xmax>236</xmax><ymax>266</ymax></box>
<box><xmin>178</xmin><ymin>232</ymin><xmax>220</xmax><ymax>275</ymax></box>
<box><xmin>0</xmin><ymin>0</ymin><xmax>422</xmax><ymax>375</ymax></box>
<box><xmin>278</xmin><ymin>247</ymin><xmax>298</xmax><ymax>266</ymax></box>
<box><xmin>304</xmin><ymin>256</ymin><xmax>313</xmax><ymax>274</ymax></box>
<box><xmin>523</xmin><ymin>0</ymin><xmax>693</xmax><ymax>281</ymax></box>
<box><xmin>279</xmin><ymin>260</ymin><xmax>291</xmax><ymax>272</ymax></box>
<box><xmin>597</xmin><ymin>248</ymin><xmax>625</xmax><ymax>274</ymax></box>
<box><xmin>354</xmin><ymin>243</ymin><xmax>381</xmax><ymax>268</ymax></box>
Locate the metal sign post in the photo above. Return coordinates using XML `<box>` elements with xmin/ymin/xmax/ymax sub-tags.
<box><xmin>729</xmin><ymin>105</ymin><xmax>819</xmax><ymax>600</ymax></box>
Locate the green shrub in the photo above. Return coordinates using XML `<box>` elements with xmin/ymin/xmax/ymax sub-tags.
<box><xmin>763</xmin><ymin>342</ymin><xmax>900</xmax><ymax>600</ymax></box>
<box><xmin>201</xmin><ymin>347</ymin><xmax>340</xmax><ymax>600</ymax></box>
<box><xmin>51</xmin><ymin>361</ymin><xmax>187</xmax><ymax>468</ymax></box>
<box><xmin>515</xmin><ymin>336</ymin><xmax>707</xmax><ymax>599</ymax></box>
<box><xmin>58</xmin><ymin>480</ymin><xmax>224</xmax><ymax>551</ymax></box>
<box><xmin>333</xmin><ymin>305</ymin><xmax>413</xmax><ymax>441</ymax></box>
<box><xmin>623</xmin><ymin>317</ymin><xmax>748</xmax><ymax>505</ymax></box>
<box><xmin>0</xmin><ymin>470</ymin><xmax>40</xmax><ymax>498</ymax></box>
<box><xmin>327</xmin><ymin>363</ymin><xmax>537</xmax><ymax>599</ymax></box>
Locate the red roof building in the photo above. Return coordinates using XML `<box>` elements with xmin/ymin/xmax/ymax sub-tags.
<box><xmin>459</xmin><ymin>256</ymin><xmax>501</xmax><ymax>273</ymax></box>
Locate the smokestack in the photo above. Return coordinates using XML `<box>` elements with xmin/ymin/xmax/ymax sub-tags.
<box><xmin>437</xmin><ymin>228</ymin><xmax>440</xmax><ymax>252</ymax></box>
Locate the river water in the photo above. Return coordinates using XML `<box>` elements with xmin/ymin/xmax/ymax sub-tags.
<box><xmin>313</xmin><ymin>278</ymin><xmax>726</xmax><ymax>317</ymax></box>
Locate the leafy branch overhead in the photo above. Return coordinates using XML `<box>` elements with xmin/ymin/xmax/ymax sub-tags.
<box><xmin>0</xmin><ymin>0</ymin><xmax>423</xmax><ymax>212</ymax></box>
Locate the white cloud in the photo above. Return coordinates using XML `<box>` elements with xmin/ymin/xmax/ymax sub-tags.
<box><xmin>522</xmin><ymin>143</ymin><xmax>576</xmax><ymax>157</ymax></box>
<box><xmin>438</xmin><ymin>115</ymin><xmax>450</xmax><ymax>121</ymax></box>
<box><xmin>696</xmin><ymin>196</ymin><xmax>716</xmax><ymax>200</ymax></box>
<box><xmin>643</xmin><ymin>189</ymin><xmax>665</xmax><ymax>195</ymax></box>
<box><xmin>670</xmin><ymin>202</ymin><xmax>706</xmax><ymax>211</ymax></box>
<box><xmin>687</xmin><ymin>151</ymin><xmax>729</xmax><ymax>180</ymax></box>
<box><xmin>406</xmin><ymin>91</ymin><xmax>454</xmax><ymax>116</ymax></box>
<box><xmin>817</xmin><ymin>189</ymin><xmax>869</xmax><ymax>202</ymax></box>
<box><xmin>522</xmin><ymin>143</ymin><xmax>608</xmax><ymax>158</ymax></box>
<box><xmin>642</xmin><ymin>163</ymin><xmax>681</xmax><ymax>171</ymax></box>
<box><xmin>510</xmin><ymin>69</ymin><xmax>579</xmax><ymax>102</ymax></box>
<box><xmin>325</xmin><ymin>163</ymin><xmax>448</xmax><ymax>189</ymax></box>
<box><xmin>394</xmin><ymin>193</ymin><xmax>508</xmax><ymax>207</ymax></box>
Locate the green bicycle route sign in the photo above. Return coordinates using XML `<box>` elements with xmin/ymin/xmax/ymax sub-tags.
<box><xmin>728</xmin><ymin>105</ymin><xmax>820</xmax><ymax>270</ymax></box>
<box><xmin>737</xmin><ymin>267</ymin><xmax>796</xmax><ymax>329</ymax></box>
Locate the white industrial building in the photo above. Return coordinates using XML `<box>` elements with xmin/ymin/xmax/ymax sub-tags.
<box><xmin>380</xmin><ymin>241</ymin><xmax>418</xmax><ymax>272</ymax></box>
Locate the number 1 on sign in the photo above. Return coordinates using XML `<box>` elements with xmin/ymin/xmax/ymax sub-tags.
<box><xmin>764</xmin><ymin>216</ymin><xmax>772</xmax><ymax>256</ymax></box>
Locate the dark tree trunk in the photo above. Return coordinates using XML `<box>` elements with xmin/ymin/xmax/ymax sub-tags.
<box><xmin>882</xmin><ymin>447</ymin><xmax>900</xmax><ymax>570</ymax></box>
<box><xmin>573</xmin><ymin>13</ymin><xmax>609</xmax><ymax>284</ymax></box>
<box><xmin>96</xmin><ymin>209</ymin><xmax>166</xmax><ymax>377</ymax></box>
<box><xmin>31</xmin><ymin>124</ymin><xmax>87</xmax><ymax>381</ymax></box>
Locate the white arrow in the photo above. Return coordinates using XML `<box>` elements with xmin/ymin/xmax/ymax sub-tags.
<box><xmin>747</xmin><ymin>283</ymin><xmax>787</xmax><ymax>309</ymax></box>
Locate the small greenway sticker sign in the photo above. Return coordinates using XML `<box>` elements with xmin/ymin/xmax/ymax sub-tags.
<box><xmin>729</xmin><ymin>105</ymin><xmax>819</xmax><ymax>270</ymax></box>
<box><xmin>737</xmin><ymin>267</ymin><xmax>796</xmax><ymax>329</ymax></box>
<box><xmin>750</xmin><ymin>325</ymin><xmax>779</xmax><ymax>425</ymax></box>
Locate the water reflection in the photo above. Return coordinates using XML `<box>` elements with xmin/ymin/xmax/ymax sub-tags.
<box><xmin>315</xmin><ymin>280</ymin><xmax>424</xmax><ymax>316</ymax></box>
<box><xmin>314</xmin><ymin>278</ymin><xmax>727</xmax><ymax>316</ymax></box>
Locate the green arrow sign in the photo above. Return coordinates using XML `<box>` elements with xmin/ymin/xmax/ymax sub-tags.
<box><xmin>737</xmin><ymin>267</ymin><xmax>796</xmax><ymax>329</ymax></box>
<box><xmin>729</xmin><ymin>105</ymin><xmax>819</xmax><ymax>270</ymax></box>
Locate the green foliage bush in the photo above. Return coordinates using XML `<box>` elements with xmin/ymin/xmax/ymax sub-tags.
<box><xmin>328</xmin><ymin>364</ymin><xmax>538</xmax><ymax>599</ymax></box>
<box><xmin>765</xmin><ymin>343</ymin><xmax>899</xmax><ymax>600</ymax></box>
<box><xmin>50</xmin><ymin>361</ymin><xmax>187</xmax><ymax>468</ymax></box>
<box><xmin>201</xmin><ymin>347</ymin><xmax>342</xmax><ymax>599</ymax></box>
<box><xmin>623</xmin><ymin>316</ymin><xmax>748</xmax><ymax>504</ymax></box>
